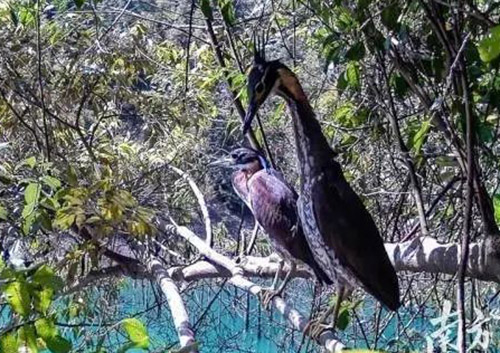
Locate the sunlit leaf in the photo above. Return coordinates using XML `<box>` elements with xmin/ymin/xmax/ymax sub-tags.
<box><xmin>0</xmin><ymin>332</ymin><xmax>18</xmax><ymax>353</ymax></box>
<box><xmin>42</xmin><ymin>176</ymin><xmax>61</xmax><ymax>190</ymax></box>
<box><xmin>493</xmin><ymin>194</ymin><xmax>500</xmax><ymax>225</ymax></box>
<box><xmin>24</xmin><ymin>183</ymin><xmax>40</xmax><ymax>205</ymax></box>
<box><xmin>0</xmin><ymin>204</ymin><xmax>7</xmax><ymax>221</ymax></box>
<box><xmin>18</xmin><ymin>325</ymin><xmax>38</xmax><ymax>353</ymax></box>
<box><xmin>34</xmin><ymin>286</ymin><xmax>53</xmax><ymax>315</ymax></box>
<box><xmin>35</xmin><ymin>318</ymin><xmax>57</xmax><ymax>341</ymax></box>
<box><xmin>412</xmin><ymin>120</ymin><xmax>432</xmax><ymax>155</ymax></box>
<box><xmin>3</xmin><ymin>281</ymin><xmax>31</xmax><ymax>317</ymax></box>
<box><xmin>478</xmin><ymin>25</ymin><xmax>500</xmax><ymax>63</ymax></box>
<box><xmin>345</xmin><ymin>62</ymin><xmax>360</xmax><ymax>89</ymax></box>
<box><xmin>24</xmin><ymin>156</ymin><xmax>36</xmax><ymax>169</ymax></box>
<box><xmin>33</xmin><ymin>265</ymin><xmax>63</xmax><ymax>291</ymax></box>
<box><xmin>121</xmin><ymin>318</ymin><xmax>149</xmax><ymax>349</ymax></box>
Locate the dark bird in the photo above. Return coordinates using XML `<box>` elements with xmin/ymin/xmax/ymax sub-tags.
<box><xmin>215</xmin><ymin>147</ymin><xmax>332</xmax><ymax>305</ymax></box>
<box><xmin>242</xmin><ymin>51</ymin><xmax>400</xmax><ymax>332</ymax></box>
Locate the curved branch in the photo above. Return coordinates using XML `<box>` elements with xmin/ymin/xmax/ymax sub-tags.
<box><xmin>168</xmin><ymin>165</ymin><xmax>212</xmax><ymax>247</ymax></box>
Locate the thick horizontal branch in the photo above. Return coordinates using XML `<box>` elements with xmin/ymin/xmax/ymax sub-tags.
<box><xmin>386</xmin><ymin>236</ymin><xmax>500</xmax><ymax>282</ymax></box>
<box><xmin>169</xmin><ymin>237</ymin><xmax>500</xmax><ymax>284</ymax></box>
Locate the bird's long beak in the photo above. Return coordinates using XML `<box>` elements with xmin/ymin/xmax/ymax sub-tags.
<box><xmin>243</xmin><ymin>101</ymin><xmax>258</xmax><ymax>135</ymax></box>
<box><xmin>208</xmin><ymin>156</ymin><xmax>233</xmax><ymax>167</ymax></box>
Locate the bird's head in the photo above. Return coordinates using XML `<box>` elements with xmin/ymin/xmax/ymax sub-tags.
<box><xmin>243</xmin><ymin>51</ymin><xmax>305</xmax><ymax>134</ymax></box>
<box><xmin>211</xmin><ymin>147</ymin><xmax>269</xmax><ymax>173</ymax></box>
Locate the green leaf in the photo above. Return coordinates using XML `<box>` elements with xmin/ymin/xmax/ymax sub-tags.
<box><xmin>336</xmin><ymin>307</ymin><xmax>350</xmax><ymax>331</ymax></box>
<box><xmin>345</xmin><ymin>42</ymin><xmax>365</xmax><ymax>61</ymax></box>
<box><xmin>9</xmin><ymin>7</ymin><xmax>19</xmax><ymax>26</ymax></box>
<box><xmin>390</xmin><ymin>73</ymin><xmax>409</xmax><ymax>98</ymax></box>
<box><xmin>42</xmin><ymin>176</ymin><xmax>61</xmax><ymax>191</ymax></box>
<box><xmin>200</xmin><ymin>0</ymin><xmax>213</xmax><ymax>20</ymax></box>
<box><xmin>74</xmin><ymin>0</ymin><xmax>85</xmax><ymax>8</ymax></box>
<box><xmin>32</xmin><ymin>265</ymin><xmax>64</xmax><ymax>292</ymax></box>
<box><xmin>477</xmin><ymin>121</ymin><xmax>494</xmax><ymax>143</ymax></box>
<box><xmin>121</xmin><ymin>318</ymin><xmax>149</xmax><ymax>349</ymax></box>
<box><xmin>45</xmin><ymin>335</ymin><xmax>72</xmax><ymax>353</ymax></box>
<box><xmin>67</xmin><ymin>166</ymin><xmax>78</xmax><ymax>186</ymax></box>
<box><xmin>345</xmin><ymin>62</ymin><xmax>361</xmax><ymax>89</ymax></box>
<box><xmin>337</xmin><ymin>71</ymin><xmax>348</xmax><ymax>92</ymax></box>
<box><xmin>412</xmin><ymin>120</ymin><xmax>432</xmax><ymax>155</ymax></box>
<box><xmin>334</xmin><ymin>6</ymin><xmax>356</xmax><ymax>31</ymax></box>
<box><xmin>34</xmin><ymin>286</ymin><xmax>54</xmax><ymax>315</ymax></box>
<box><xmin>35</xmin><ymin>318</ymin><xmax>57</xmax><ymax>340</ymax></box>
<box><xmin>24</xmin><ymin>183</ymin><xmax>40</xmax><ymax>205</ymax></box>
<box><xmin>478</xmin><ymin>25</ymin><xmax>500</xmax><ymax>63</ymax></box>
<box><xmin>381</xmin><ymin>3</ymin><xmax>400</xmax><ymax>30</ymax></box>
<box><xmin>24</xmin><ymin>157</ymin><xmax>36</xmax><ymax>169</ymax></box>
<box><xmin>18</xmin><ymin>325</ymin><xmax>38</xmax><ymax>353</ymax></box>
<box><xmin>0</xmin><ymin>332</ymin><xmax>18</xmax><ymax>353</ymax></box>
<box><xmin>0</xmin><ymin>204</ymin><xmax>7</xmax><ymax>221</ymax></box>
<box><xmin>493</xmin><ymin>194</ymin><xmax>500</xmax><ymax>225</ymax></box>
<box><xmin>22</xmin><ymin>212</ymin><xmax>37</xmax><ymax>235</ymax></box>
<box><xmin>218</xmin><ymin>0</ymin><xmax>235</xmax><ymax>26</ymax></box>
<box><xmin>3</xmin><ymin>281</ymin><xmax>31</xmax><ymax>317</ymax></box>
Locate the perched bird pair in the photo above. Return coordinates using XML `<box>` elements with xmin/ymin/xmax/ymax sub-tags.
<box><xmin>217</xmin><ymin>47</ymin><xmax>400</xmax><ymax>336</ymax></box>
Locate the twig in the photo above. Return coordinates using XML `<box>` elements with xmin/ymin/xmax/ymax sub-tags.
<box><xmin>184</xmin><ymin>0</ymin><xmax>196</xmax><ymax>95</ymax></box>
<box><xmin>167</xmin><ymin>165</ymin><xmax>212</xmax><ymax>247</ymax></box>
<box><xmin>36</xmin><ymin>0</ymin><xmax>51</xmax><ymax>161</ymax></box>
<box><xmin>377</xmin><ymin>53</ymin><xmax>429</xmax><ymax>237</ymax></box>
<box><xmin>202</xmin><ymin>10</ymin><xmax>263</xmax><ymax>151</ymax></box>
<box><xmin>457</xmin><ymin>35</ymin><xmax>475</xmax><ymax>353</ymax></box>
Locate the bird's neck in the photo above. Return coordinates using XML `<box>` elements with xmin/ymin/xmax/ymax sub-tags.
<box><xmin>241</xmin><ymin>161</ymin><xmax>263</xmax><ymax>180</ymax></box>
<box><xmin>285</xmin><ymin>92</ymin><xmax>334</xmax><ymax>178</ymax></box>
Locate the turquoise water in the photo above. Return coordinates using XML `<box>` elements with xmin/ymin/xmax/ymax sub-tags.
<box><xmin>4</xmin><ymin>276</ymin><xmax>500</xmax><ymax>352</ymax></box>
<box><xmin>109</xmin><ymin>278</ymin><xmax>403</xmax><ymax>352</ymax></box>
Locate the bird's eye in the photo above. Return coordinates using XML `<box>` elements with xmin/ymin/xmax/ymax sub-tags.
<box><xmin>231</xmin><ymin>153</ymin><xmax>238</xmax><ymax>159</ymax></box>
<box><xmin>255</xmin><ymin>82</ymin><xmax>264</xmax><ymax>94</ymax></box>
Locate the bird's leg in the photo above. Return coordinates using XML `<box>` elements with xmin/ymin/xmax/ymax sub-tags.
<box><xmin>260</xmin><ymin>258</ymin><xmax>284</xmax><ymax>309</ymax></box>
<box><xmin>274</xmin><ymin>261</ymin><xmax>296</xmax><ymax>296</ymax></box>
<box><xmin>305</xmin><ymin>286</ymin><xmax>346</xmax><ymax>340</ymax></box>
<box><xmin>245</xmin><ymin>221</ymin><xmax>260</xmax><ymax>255</ymax></box>
<box><xmin>261</xmin><ymin>261</ymin><xmax>296</xmax><ymax>309</ymax></box>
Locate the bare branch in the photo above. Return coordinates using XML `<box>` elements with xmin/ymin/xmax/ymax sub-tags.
<box><xmin>148</xmin><ymin>258</ymin><xmax>198</xmax><ymax>353</ymax></box>
<box><xmin>167</xmin><ymin>165</ymin><xmax>212</xmax><ymax>247</ymax></box>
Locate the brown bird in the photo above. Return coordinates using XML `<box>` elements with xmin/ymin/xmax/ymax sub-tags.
<box><xmin>242</xmin><ymin>51</ymin><xmax>400</xmax><ymax>333</ymax></box>
<box><xmin>217</xmin><ymin>147</ymin><xmax>332</xmax><ymax>306</ymax></box>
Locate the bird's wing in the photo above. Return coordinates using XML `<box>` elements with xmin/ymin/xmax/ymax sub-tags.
<box><xmin>247</xmin><ymin>170</ymin><xmax>298</xmax><ymax>234</ymax></box>
<box><xmin>310</xmin><ymin>162</ymin><xmax>400</xmax><ymax>310</ymax></box>
<box><xmin>249</xmin><ymin>170</ymin><xmax>333</xmax><ymax>284</ymax></box>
